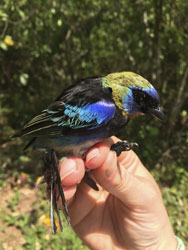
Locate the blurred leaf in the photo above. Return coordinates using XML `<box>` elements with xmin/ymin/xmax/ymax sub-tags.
<box><xmin>4</xmin><ymin>35</ymin><xmax>14</xmax><ymax>46</ymax></box>
<box><xmin>19</xmin><ymin>73</ymin><xmax>29</xmax><ymax>86</ymax></box>
<box><xmin>19</xmin><ymin>155</ymin><xmax>31</xmax><ymax>162</ymax></box>
<box><xmin>0</xmin><ymin>41</ymin><xmax>7</xmax><ymax>50</ymax></box>
<box><xmin>57</xmin><ymin>19</ymin><xmax>62</xmax><ymax>26</ymax></box>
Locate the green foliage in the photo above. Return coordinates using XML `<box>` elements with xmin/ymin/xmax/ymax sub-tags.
<box><xmin>8</xmin><ymin>191</ymin><xmax>20</xmax><ymax>212</ymax></box>
<box><xmin>152</xmin><ymin>165</ymin><xmax>188</xmax><ymax>241</ymax></box>
<box><xmin>0</xmin><ymin>0</ymin><xmax>188</xmax><ymax>248</ymax></box>
<box><xmin>0</xmin><ymin>190</ymin><xmax>87</xmax><ymax>250</ymax></box>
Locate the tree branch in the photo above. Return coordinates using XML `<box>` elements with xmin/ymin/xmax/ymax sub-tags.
<box><xmin>168</xmin><ymin>65</ymin><xmax>188</xmax><ymax>134</ymax></box>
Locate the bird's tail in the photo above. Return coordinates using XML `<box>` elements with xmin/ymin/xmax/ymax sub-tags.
<box><xmin>42</xmin><ymin>149</ymin><xmax>70</xmax><ymax>233</ymax></box>
<box><xmin>11</xmin><ymin>131</ymin><xmax>23</xmax><ymax>138</ymax></box>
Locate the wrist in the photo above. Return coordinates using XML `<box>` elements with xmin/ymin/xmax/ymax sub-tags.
<box><xmin>156</xmin><ymin>224</ymin><xmax>177</xmax><ymax>250</ymax></box>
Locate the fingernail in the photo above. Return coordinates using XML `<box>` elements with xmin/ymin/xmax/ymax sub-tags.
<box><xmin>87</xmin><ymin>148</ymin><xmax>99</xmax><ymax>163</ymax></box>
<box><xmin>60</xmin><ymin>159</ymin><xmax>77</xmax><ymax>181</ymax></box>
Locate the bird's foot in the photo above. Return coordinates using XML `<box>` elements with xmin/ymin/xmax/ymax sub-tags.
<box><xmin>110</xmin><ymin>140</ymin><xmax>138</xmax><ymax>156</ymax></box>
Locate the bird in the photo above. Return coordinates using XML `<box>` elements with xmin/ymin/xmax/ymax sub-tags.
<box><xmin>13</xmin><ymin>71</ymin><xmax>164</xmax><ymax>233</ymax></box>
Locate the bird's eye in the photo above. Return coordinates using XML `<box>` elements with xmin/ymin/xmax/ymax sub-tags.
<box><xmin>132</xmin><ymin>89</ymin><xmax>147</xmax><ymax>105</ymax></box>
<box><xmin>139</xmin><ymin>92</ymin><xmax>146</xmax><ymax>102</ymax></box>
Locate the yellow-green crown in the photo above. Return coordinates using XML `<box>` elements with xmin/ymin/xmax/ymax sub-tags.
<box><xmin>102</xmin><ymin>71</ymin><xmax>158</xmax><ymax>115</ymax></box>
<box><xmin>102</xmin><ymin>72</ymin><xmax>153</xmax><ymax>89</ymax></box>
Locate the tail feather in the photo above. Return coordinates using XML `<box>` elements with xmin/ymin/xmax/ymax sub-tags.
<box><xmin>23</xmin><ymin>137</ymin><xmax>36</xmax><ymax>151</ymax></box>
<box><xmin>11</xmin><ymin>131</ymin><xmax>23</xmax><ymax>138</ymax></box>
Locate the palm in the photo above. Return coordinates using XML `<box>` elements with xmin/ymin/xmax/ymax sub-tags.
<box><xmin>66</xmin><ymin>159</ymin><xmax>162</xmax><ymax>249</ymax></box>
<box><xmin>68</xmin><ymin>185</ymin><xmax>129</xmax><ymax>248</ymax></box>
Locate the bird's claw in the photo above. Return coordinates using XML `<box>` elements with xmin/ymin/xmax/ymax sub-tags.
<box><xmin>110</xmin><ymin>140</ymin><xmax>138</xmax><ymax>156</ymax></box>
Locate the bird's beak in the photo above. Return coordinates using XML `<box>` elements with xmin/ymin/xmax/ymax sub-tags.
<box><xmin>147</xmin><ymin>106</ymin><xmax>165</xmax><ymax>121</ymax></box>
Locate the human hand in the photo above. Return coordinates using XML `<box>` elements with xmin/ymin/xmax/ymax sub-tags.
<box><xmin>59</xmin><ymin>136</ymin><xmax>177</xmax><ymax>250</ymax></box>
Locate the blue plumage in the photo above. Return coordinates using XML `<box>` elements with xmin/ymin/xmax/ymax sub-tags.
<box><xmin>122</xmin><ymin>88</ymin><xmax>136</xmax><ymax>115</ymax></box>
<box><xmin>63</xmin><ymin>101</ymin><xmax>115</xmax><ymax>128</ymax></box>
<box><xmin>33</xmin><ymin>100</ymin><xmax>116</xmax><ymax>156</ymax></box>
<box><xmin>144</xmin><ymin>86</ymin><xmax>159</xmax><ymax>101</ymax></box>
<box><xmin>46</xmin><ymin>100</ymin><xmax>116</xmax><ymax>131</ymax></box>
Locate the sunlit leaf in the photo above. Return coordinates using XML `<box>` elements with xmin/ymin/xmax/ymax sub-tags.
<box><xmin>19</xmin><ymin>73</ymin><xmax>29</xmax><ymax>86</ymax></box>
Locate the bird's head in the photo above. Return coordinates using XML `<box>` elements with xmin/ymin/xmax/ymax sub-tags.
<box><xmin>102</xmin><ymin>72</ymin><xmax>164</xmax><ymax>121</ymax></box>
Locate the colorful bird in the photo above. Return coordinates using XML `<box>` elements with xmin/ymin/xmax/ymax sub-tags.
<box><xmin>13</xmin><ymin>71</ymin><xmax>164</xmax><ymax>232</ymax></box>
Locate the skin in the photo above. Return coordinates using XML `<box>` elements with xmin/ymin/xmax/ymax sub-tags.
<box><xmin>59</xmin><ymin>136</ymin><xmax>177</xmax><ymax>250</ymax></box>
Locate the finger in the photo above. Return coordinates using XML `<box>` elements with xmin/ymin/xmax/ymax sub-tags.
<box><xmin>110</xmin><ymin>136</ymin><xmax>162</xmax><ymax>196</ymax></box>
<box><xmin>62</xmin><ymin>185</ymin><xmax>77</xmax><ymax>200</ymax></box>
<box><xmin>109</xmin><ymin>137</ymin><xmax>159</xmax><ymax>182</ymax></box>
<box><xmin>85</xmin><ymin>138</ymin><xmax>113</xmax><ymax>169</ymax></box>
<box><xmin>59</xmin><ymin>157</ymin><xmax>85</xmax><ymax>187</ymax></box>
<box><xmin>93</xmin><ymin>150</ymin><xmax>161</xmax><ymax>210</ymax></box>
<box><xmin>86</xmin><ymin>136</ymin><xmax>137</xmax><ymax>171</ymax></box>
<box><xmin>86</xmin><ymin>136</ymin><xmax>158</xmax><ymax>190</ymax></box>
<box><xmin>66</xmin><ymin>181</ymin><xmax>106</xmax><ymax>226</ymax></box>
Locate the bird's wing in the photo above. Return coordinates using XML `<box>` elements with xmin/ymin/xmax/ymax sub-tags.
<box><xmin>19</xmin><ymin>99</ymin><xmax>116</xmax><ymax>136</ymax></box>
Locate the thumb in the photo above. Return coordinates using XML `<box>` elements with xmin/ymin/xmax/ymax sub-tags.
<box><xmin>92</xmin><ymin>150</ymin><xmax>160</xmax><ymax>211</ymax></box>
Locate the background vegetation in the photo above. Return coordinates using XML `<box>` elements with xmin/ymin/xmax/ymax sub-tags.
<box><xmin>0</xmin><ymin>0</ymin><xmax>188</xmax><ymax>249</ymax></box>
